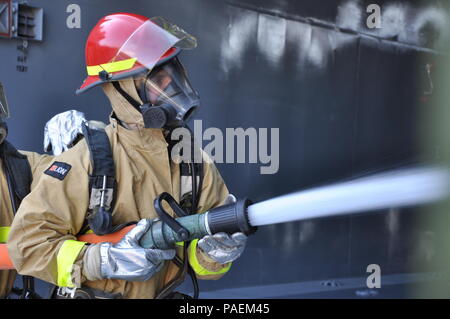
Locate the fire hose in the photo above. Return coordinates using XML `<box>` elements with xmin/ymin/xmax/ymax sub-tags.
<box><xmin>1</xmin><ymin>166</ymin><xmax>449</xmax><ymax>270</ymax></box>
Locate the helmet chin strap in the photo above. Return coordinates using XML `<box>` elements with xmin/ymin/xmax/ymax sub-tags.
<box><xmin>112</xmin><ymin>79</ymin><xmax>177</xmax><ymax>130</ymax></box>
<box><xmin>112</xmin><ymin>81</ymin><xmax>142</xmax><ymax>113</ymax></box>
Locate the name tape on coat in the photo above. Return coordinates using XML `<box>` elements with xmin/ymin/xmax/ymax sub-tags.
<box><xmin>45</xmin><ymin>162</ymin><xmax>72</xmax><ymax>180</ymax></box>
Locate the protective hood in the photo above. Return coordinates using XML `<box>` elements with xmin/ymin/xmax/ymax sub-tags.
<box><xmin>102</xmin><ymin>78</ymin><xmax>145</xmax><ymax>127</ymax></box>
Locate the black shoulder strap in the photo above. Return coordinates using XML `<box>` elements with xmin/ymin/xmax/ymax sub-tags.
<box><xmin>81</xmin><ymin>125</ymin><xmax>117</xmax><ymax>235</ymax></box>
<box><xmin>0</xmin><ymin>140</ymin><xmax>32</xmax><ymax>210</ymax></box>
<box><xmin>164</xmin><ymin>127</ymin><xmax>204</xmax><ymax>299</ymax></box>
<box><xmin>179</xmin><ymin>162</ymin><xmax>203</xmax><ymax>213</ymax></box>
<box><xmin>165</xmin><ymin>126</ymin><xmax>204</xmax><ymax>214</ymax></box>
<box><xmin>82</xmin><ymin>125</ymin><xmax>115</xmax><ymax>178</ymax></box>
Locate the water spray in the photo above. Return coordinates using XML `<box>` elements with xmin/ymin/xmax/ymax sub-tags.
<box><xmin>138</xmin><ymin>166</ymin><xmax>450</xmax><ymax>249</ymax></box>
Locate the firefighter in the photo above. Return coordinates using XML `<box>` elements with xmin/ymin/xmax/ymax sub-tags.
<box><xmin>0</xmin><ymin>82</ymin><xmax>53</xmax><ymax>298</ymax></box>
<box><xmin>7</xmin><ymin>13</ymin><xmax>247</xmax><ymax>299</ymax></box>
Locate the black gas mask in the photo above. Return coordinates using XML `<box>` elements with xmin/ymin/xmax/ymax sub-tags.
<box><xmin>134</xmin><ymin>57</ymin><xmax>200</xmax><ymax>129</ymax></box>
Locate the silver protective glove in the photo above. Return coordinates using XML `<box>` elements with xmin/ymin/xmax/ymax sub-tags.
<box><xmin>197</xmin><ymin>232</ymin><xmax>247</xmax><ymax>264</ymax></box>
<box><xmin>97</xmin><ymin>219</ymin><xmax>176</xmax><ymax>282</ymax></box>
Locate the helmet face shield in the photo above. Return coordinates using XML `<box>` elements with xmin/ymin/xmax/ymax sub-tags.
<box><xmin>0</xmin><ymin>82</ymin><xmax>10</xmax><ymax>120</ymax></box>
<box><xmin>135</xmin><ymin>58</ymin><xmax>200</xmax><ymax>128</ymax></box>
<box><xmin>150</xmin><ymin>17</ymin><xmax>197</xmax><ymax>50</ymax></box>
<box><xmin>107</xmin><ymin>18</ymin><xmax>197</xmax><ymax>80</ymax></box>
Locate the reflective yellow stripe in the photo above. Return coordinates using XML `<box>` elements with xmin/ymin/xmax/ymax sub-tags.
<box><xmin>175</xmin><ymin>242</ymin><xmax>184</xmax><ymax>247</ymax></box>
<box><xmin>57</xmin><ymin>240</ymin><xmax>86</xmax><ymax>288</ymax></box>
<box><xmin>188</xmin><ymin>239</ymin><xmax>231</xmax><ymax>276</ymax></box>
<box><xmin>86</xmin><ymin>58</ymin><xmax>137</xmax><ymax>76</ymax></box>
<box><xmin>0</xmin><ymin>227</ymin><xmax>10</xmax><ymax>243</ymax></box>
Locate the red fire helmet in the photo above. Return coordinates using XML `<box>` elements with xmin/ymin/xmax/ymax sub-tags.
<box><xmin>77</xmin><ymin>13</ymin><xmax>197</xmax><ymax>94</ymax></box>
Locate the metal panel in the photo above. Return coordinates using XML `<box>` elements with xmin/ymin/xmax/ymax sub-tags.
<box><xmin>0</xmin><ymin>0</ymin><xmax>11</xmax><ymax>38</ymax></box>
<box><xmin>14</xmin><ymin>4</ymin><xmax>44</xmax><ymax>41</ymax></box>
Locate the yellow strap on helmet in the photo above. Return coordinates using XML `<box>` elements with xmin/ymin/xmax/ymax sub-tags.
<box><xmin>86</xmin><ymin>58</ymin><xmax>137</xmax><ymax>76</ymax></box>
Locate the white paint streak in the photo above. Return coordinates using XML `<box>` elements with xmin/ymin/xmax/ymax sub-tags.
<box><xmin>307</xmin><ymin>28</ymin><xmax>329</xmax><ymax>68</ymax></box>
<box><xmin>336</xmin><ymin>0</ymin><xmax>362</xmax><ymax>30</ymax></box>
<box><xmin>257</xmin><ymin>14</ymin><xmax>287</xmax><ymax>68</ymax></box>
<box><xmin>412</xmin><ymin>6</ymin><xmax>449</xmax><ymax>47</ymax></box>
<box><xmin>386</xmin><ymin>208</ymin><xmax>400</xmax><ymax>234</ymax></box>
<box><xmin>220</xmin><ymin>1</ymin><xmax>449</xmax><ymax>75</ymax></box>
<box><xmin>298</xmin><ymin>221</ymin><xmax>315</xmax><ymax>244</ymax></box>
<box><xmin>378</xmin><ymin>3</ymin><xmax>408</xmax><ymax>39</ymax></box>
<box><xmin>220</xmin><ymin>9</ymin><xmax>257</xmax><ymax>74</ymax></box>
<box><xmin>287</xmin><ymin>20</ymin><xmax>312</xmax><ymax>68</ymax></box>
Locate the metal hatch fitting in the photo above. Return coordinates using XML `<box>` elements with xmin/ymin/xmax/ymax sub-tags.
<box><xmin>0</xmin><ymin>0</ymin><xmax>43</xmax><ymax>41</ymax></box>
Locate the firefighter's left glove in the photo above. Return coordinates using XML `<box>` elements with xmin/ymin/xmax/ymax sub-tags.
<box><xmin>198</xmin><ymin>232</ymin><xmax>247</xmax><ymax>264</ymax></box>
<box><xmin>82</xmin><ymin>219</ymin><xmax>176</xmax><ymax>282</ymax></box>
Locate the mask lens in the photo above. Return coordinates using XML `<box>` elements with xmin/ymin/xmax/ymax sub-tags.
<box><xmin>146</xmin><ymin>68</ymin><xmax>174</xmax><ymax>105</ymax></box>
<box><xmin>142</xmin><ymin>59</ymin><xmax>199</xmax><ymax>110</ymax></box>
<box><xmin>135</xmin><ymin>58</ymin><xmax>200</xmax><ymax>128</ymax></box>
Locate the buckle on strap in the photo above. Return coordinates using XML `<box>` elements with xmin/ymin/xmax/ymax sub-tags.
<box><xmin>56</xmin><ymin>286</ymin><xmax>77</xmax><ymax>299</ymax></box>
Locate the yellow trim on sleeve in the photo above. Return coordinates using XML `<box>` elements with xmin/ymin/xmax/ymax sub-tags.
<box><xmin>57</xmin><ymin>240</ymin><xmax>87</xmax><ymax>288</ymax></box>
<box><xmin>0</xmin><ymin>227</ymin><xmax>10</xmax><ymax>243</ymax></box>
<box><xmin>188</xmin><ymin>239</ymin><xmax>231</xmax><ymax>276</ymax></box>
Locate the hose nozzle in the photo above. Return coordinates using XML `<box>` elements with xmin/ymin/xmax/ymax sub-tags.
<box><xmin>139</xmin><ymin>196</ymin><xmax>256</xmax><ymax>250</ymax></box>
<box><xmin>206</xmin><ymin>198</ymin><xmax>256</xmax><ymax>236</ymax></box>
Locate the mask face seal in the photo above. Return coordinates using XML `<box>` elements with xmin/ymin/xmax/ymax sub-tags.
<box><xmin>134</xmin><ymin>57</ymin><xmax>200</xmax><ymax>129</ymax></box>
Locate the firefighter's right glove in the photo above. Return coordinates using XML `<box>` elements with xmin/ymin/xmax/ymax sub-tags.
<box><xmin>83</xmin><ymin>219</ymin><xmax>176</xmax><ymax>282</ymax></box>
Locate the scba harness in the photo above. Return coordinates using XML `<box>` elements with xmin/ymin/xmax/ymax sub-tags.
<box><xmin>54</xmin><ymin>122</ymin><xmax>204</xmax><ymax>299</ymax></box>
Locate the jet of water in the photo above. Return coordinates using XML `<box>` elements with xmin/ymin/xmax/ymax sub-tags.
<box><xmin>247</xmin><ymin>166</ymin><xmax>450</xmax><ymax>227</ymax></box>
